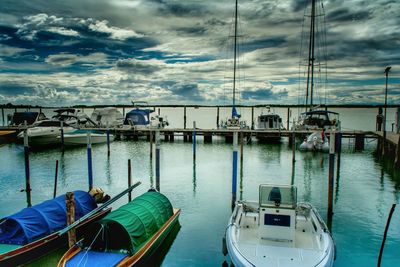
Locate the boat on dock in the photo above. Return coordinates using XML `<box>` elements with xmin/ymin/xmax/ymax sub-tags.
<box><xmin>299</xmin><ymin>130</ymin><xmax>329</xmax><ymax>152</ymax></box>
<box><xmin>124</xmin><ymin>102</ymin><xmax>168</xmax><ymax>130</ymax></box>
<box><xmin>59</xmin><ymin>130</ymin><xmax>115</xmax><ymax>146</ymax></box>
<box><xmin>90</xmin><ymin>107</ymin><xmax>124</xmax><ymax>128</ymax></box>
<box><xmin>0</xmin><ymin>190</ymin><xmax>111</xmax><ymax>266</ymax></box>
<box><xmin>57</xmin><ymin>190</ymin><xmax>181</xmax><ymax>267</ymax></box>
<box><xmin>225</xmin><ymin>184</ymin><xmax>335</xmax><ymax>267</ymax></box>
<box><xmin>255</xmin><ymin>107</ymin><xmax>285</xmax><ymax>143</ymax></box>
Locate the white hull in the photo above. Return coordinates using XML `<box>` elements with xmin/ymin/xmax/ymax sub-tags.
<box><xmin>61</xmin><ymin>133</ymin><xmax>115</xmax><ymax>146</ymax></box>
<box><xmin>226</xmin><ymin>185</ymin><xmax>335</xmax><ymax>267</ymax></box>
<box><xmin>18</xmin><ymin>127</ymin><xmax>75</xmax><ymax>146</ymax></box>
<box><xmin>299</xmin><ymin>132</ymin><xmax>329</xmax><ymax>152</ymax></box>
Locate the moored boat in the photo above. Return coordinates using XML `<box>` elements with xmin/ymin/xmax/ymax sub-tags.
<box><xmin>58</xmin><ymin>190</ymin><xmax>181</xmax><ymax>267</ymax></box>
<box><xmin>0</xmin><ymin>190</ymin><xmax>111</xmax><ymax>266</ymax></box>
<box><xmin>255</xmin><ymin>107</ymin><xmax>285</xmax><ymax>143</ymax></box>
<box><xmin>225</xmin><ymin>184</ymin><xmax>335</xmax><ymax>267</ymax></box>
<box><xmin>60</xmin><ymin>130</ymin><xmax>115</xmax><ymax>146</ymax></box>
<box><xmin>299</xmin><ymin>130</ymin><xmax>329</xmax><ymax>152</ymax></box>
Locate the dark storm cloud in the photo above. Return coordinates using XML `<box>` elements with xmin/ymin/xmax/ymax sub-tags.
<box><xmin>170</xmin><ymin>82</ymin><xmax>205</xmax><ymax>101</ymax></box>
<box><xmin>242</xmin><ymin>88</ymin><xmax>288</xmax><ymax>101</ymax></box>
<box><xmin>243</xmin><ymin>37</ymin><xmax>287</xmax><ymax>53</ymax></box>
<box><xmin>116</xmin><ymin>59</ymin><xmax>162</xmax><ymax>75</ymax></box>
<box><xmin>327</xmin><ymin>8</ymin><xmax>371</xmax><ymax>22</ymax></box>
<box><xmin>291</xmin><ymin>0</ymin><xmax>309</xmax><ymax>12</ymax></box>
<box><xmin>155</xmin><ymin>2</ymin><xmax>210</xmax><ymax>18</ymax></box>
<box><xmin>0</xmin><ymin>84</ymin><xmax>33</xmax><ymax>95</ymax></box>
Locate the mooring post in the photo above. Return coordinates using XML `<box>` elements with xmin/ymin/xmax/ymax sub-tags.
<box><xmin>328</xmin><ymin>130</ymin><xmax>336</xmax><ymax>225</ymax></box>
<box><xmin>377</xmin><ymin>204</ymin><xmax>396</xmax><ymax>267</ymax></box>
<box><xmin>184</xmin><ymin>106</ymin><xmax>187</xmax><ymax>129</ymax></box>
<box><xmin>123</xmin><ymin>107</ymin><xmax>125</xmax><ymax>117</ymax></box>
<box><xmin>232</xmin><ymin>131</ymin><xmax>238</xmax><ymax>207</ymax></box>
<box><xmin>292</xmin><ymin>127</ymin><xmax>296</xmax><ymax>164</ymax></box>
<box><xmin>251</xmin><ymin>107</ymin><xmax>254</xmax><ymax>130</ymax></box>
<box><xmin>155</xmin><ymin>129</ymin><xmax>160</xmax><ymax>191</ymax></box>
<box><xmin>1</xmin><ymin>107</ymin><xmax>4</xmax><ymax>126</ymax></box>
<box><xmin>287</xmin><ymin>107</ymin><xmax>290</xmax><ymax>130</ymax></box>
<box><xmin>150</xmin><ymin>130</ymin><xmax>153</xmax><ymax>160</ymax></box>
<box><xmin>128</xmin><ymin>159</ymin><xmax>132</xmax><ymax>202</ymax></box>
<box><xmin>60</xmin><ymin>121</ymin><xmax>64</xmax><ymax>152</ymax></box>
<box><xmin>106</xmin><ymin>124</ymin><xmax>110</xmax><ymax>157</ymax></box>
<box><xmin>216</xmin><ymin>106</ymin><xmax>220</xmax><ymax>129</ymax></box>
<box><xmin>240</xmin><ymin>131</ymin><xmax>244</xmax><ymax>167</ymax></box>
<box><xmin>158</xmin><ymin>108</ymin><xmax>160</xmax><ymax>116</ymax></box>
<box><xmin>23</xmin><ymin>121</ymin><xmax>32</xmax><ymax>207</ymax></box>
<box><xmin>53</xmin><ymin>160</ymin><xmax>59</xmax><ymax>198</ymax></box>
<box><xmin>66</xmin><ymin>192</ymin><xmax>76</xmax><ymax>248</ymax></box>
<box><xmin>395</xmin><ymin>135</ymin><xmax>400</xmax><ymax>168</ymax></box>
<box><xmin>87</xmin><ymin>132</ymin><xmax>93</xmax><ymax>191</ymax></box>
<box><xmin>193</xmin><ymin>121</ymin><xmax>196</xmax><ymax>161</ymax></box>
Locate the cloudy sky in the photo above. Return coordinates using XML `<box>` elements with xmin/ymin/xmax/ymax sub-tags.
<box><xmin>0</xmin><ymin>0</ymin><xmax>399</xmax><ymax>106</ymax></box>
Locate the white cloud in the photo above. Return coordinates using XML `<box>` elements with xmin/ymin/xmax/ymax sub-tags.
<box><xmin>88</xmin><ymin>20</ymin><xmax>143</xmax><ymax>40</ymax></box>
<box><xmin>0</xmin><ymin>44</ymin><xmax>32</xmax><ymax>57</ymax></box>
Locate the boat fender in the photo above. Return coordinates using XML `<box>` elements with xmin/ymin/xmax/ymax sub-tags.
<box><xmin>222</xmin><ymin>237</ymin><xmax>228</xmax><ymax>256</ymax></box>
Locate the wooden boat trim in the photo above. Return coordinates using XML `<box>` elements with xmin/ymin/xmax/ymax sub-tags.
<box><xmin>0</xmin><ymin>207</ymin><xmax>111</xmax><ymax>262</ymax></box>
<box><xmin>117</xmin><ymin>208</ymin><xmax>181</xmax><ymax>266</ymax></box>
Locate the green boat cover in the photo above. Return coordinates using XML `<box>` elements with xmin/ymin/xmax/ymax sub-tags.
<box><xmin>98</xmin><ymin>191</ymin><xmax>173</xmax><ymax>254</ymax></box>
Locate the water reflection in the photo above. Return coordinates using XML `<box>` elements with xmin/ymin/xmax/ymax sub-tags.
<box><xmin>105</xmin><ymin>157</ymin><xmax>111</xmax><ymax>185</ymax></box>
<box><xmin>192</xmin><ymin>160</ymin><xmax>197</xmax><ymax>194</ymax></box>
<box><xmin>149</xmin><ymin>159</ymin><xmax>154</xmax><ymax>188</ymax></box>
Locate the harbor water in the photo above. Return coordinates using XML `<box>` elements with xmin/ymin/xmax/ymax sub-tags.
<box><xmin>0</xmin><ymin>132</ymin><xmax>399</xmax><ymax>266</ymax></box>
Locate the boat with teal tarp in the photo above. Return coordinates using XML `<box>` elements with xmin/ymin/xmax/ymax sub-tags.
<box><xmin>58</xmin><ymin>190</ymin><xmax>181</xmax><ymax>267</ymax></box>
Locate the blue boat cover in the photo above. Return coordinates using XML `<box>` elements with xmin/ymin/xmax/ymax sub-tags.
<box><xmin>124</xmin><ymin>109</ymin><xmax>153</xmax><ymax>125</ymax></box>
<box><xmin>66</xmin><ymin>250</ymin><xmax>128</xmax><ymax>267</ymax></box>
<box><xmin>0</xmin><ymin>191</ymin><xmax>97</xmax><ymax>245</ymax></box>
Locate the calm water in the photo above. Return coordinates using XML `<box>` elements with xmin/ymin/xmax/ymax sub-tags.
<box><xmin>0</xmin><ymin>134</ymin><xmax>399</xmax><ymax>267</ymax></box>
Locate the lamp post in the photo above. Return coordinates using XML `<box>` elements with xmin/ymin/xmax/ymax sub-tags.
<box><xmin>382</xmin><ymin>66</ymin><xmax>391</xmax><ymax>156</ymax></box>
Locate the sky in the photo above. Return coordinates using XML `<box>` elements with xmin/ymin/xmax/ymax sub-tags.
<box><xmin>0</xmin><ymin>0</ymin><xmax>399</xmax><ymax>106</ymax></box>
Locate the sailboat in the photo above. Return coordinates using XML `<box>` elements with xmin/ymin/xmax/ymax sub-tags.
<box><xmin>220</xmin><ymin>0</ymin><xmax>248</xmax><ymax>130</ymax></box>
<box><xmin>294</xmin><ymin>0</ymin><xmax>340</xmax><ymax>132</ymax></box>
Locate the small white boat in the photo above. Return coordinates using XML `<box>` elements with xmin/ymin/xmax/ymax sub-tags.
<box><xmin>17</xmin><ymin>121</ymin><xmax>75</xmax><ymax>146</ymax></box>
<box><xmin>60</xmin><ymin>130</ymin><xmax>115</xmax><ymax>146</ymax></box>
<box><xmin>225</xmin><ymin>184</ymin><xmax>335</xmax><ymax>267</ymax></box>
<box><xmin>299</xmin><ymin>131</ymin><xmax>329</xmax><ymax>152</ymax></box>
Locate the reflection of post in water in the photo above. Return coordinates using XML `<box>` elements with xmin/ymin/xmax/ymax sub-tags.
<box><xmin>193</xmin><ymin>160</ymin><xmax>197</xmax><ymax>193</ymax></box>
<box><xmin>149</xmin><ymin>158</ymin><xmax>154</xmax><ymax>188</ymax></box>
<box><xmin>291</xmin><ymin>163</ymin><xmax>295</xmax><ymax>186</ymax></box>
<box><xmin>59</xmin><ymin>153</ymin><xmax>66</xmax><ymax>186</ymax></box>
<box><xmin>105</xmin><ymin>156</ymin><xmax>111</xmax><ymax>185</ymax></box>
<box><xmin>239</xmin><ymin>131</ymin><xmax>244</xmax><ymax>201</ymax></box>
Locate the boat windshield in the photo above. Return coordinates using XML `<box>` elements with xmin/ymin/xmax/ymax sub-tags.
<box><xmin>259</xmin><ymin>185</ymin><xmax>297</xmax><ymax>209</ymax></box>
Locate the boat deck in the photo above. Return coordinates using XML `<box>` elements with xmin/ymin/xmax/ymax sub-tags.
<box><xmin>236</xmin><ymin>213</ymin><xmax>324</xmax><ymax>266</ymax></box>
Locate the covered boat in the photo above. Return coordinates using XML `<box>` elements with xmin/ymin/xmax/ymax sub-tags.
<box><xmin>299</xmin><ymin>131</ymin><xmax>329</xmax><ymax>152</ymax></box>
<box><xmin>58</xmin><ymin>190</ymin><xmax>181</xmax><ymax>267</ymax></box>
<box><xmin>91</xmin><ymin>107</ymin><xmax>124</xmax><ymax>128</ymax></box>
<box><xmin>0</xmin><ymin>191</ymin><xmax>110</xmax><ymax>266</ymax></box>
<box><xmin>225</xmin><ymin>185</ymin><xmax>335</xmax><ymax>267</ymax></box>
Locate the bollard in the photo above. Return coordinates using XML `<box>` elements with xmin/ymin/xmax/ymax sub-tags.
<box><xmin>66</xmin><ymin>192</ymin><xmax>76</xmax><ymax>248</ymax></box>
<box><xmin>193</xmin><ymin>121</ymin><xmax>196</xmax><ymax>161</ymax></box>
<box><xmin>128</xmin><ymin>159</ymin><xmax>132</xmax><ymax>202</ymax></box>
<box><xmin>60</xmin><ymin>121</ymin><xmax>64</xmax><ymax>152</ymax></box>
<box><xmin>23</xmin><ymin>122</ymin><xmax>32</xmax><ymax>207</ymax></box>
<box><xmin>327</xmin><ymin>130</ymin><xmax>335</xmax><ymax>225</ymax></box>
<box><xmin>155</xmin><ymin>129</ymin><xmax>160</xmax><ymax>191</ymax></box>
<box><xmin>232</xmin><ymin>131</ymin><xmax>238</xmax><ymax>207</ymax></box>
<box><xmin>87</xmin><ymin>132</ymin><xmax>93</xmax><ymax>191</ymax></box>
<box><xmin>53</xmin><ymin>160</ymin><xmax>59</xmax><ymax>198</ymax></box>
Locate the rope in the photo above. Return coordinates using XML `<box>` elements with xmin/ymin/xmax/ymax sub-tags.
<box><xmin>76</xmin><ymin>224</ymin><xmax>104</xmax><ymax>267</ymax></box>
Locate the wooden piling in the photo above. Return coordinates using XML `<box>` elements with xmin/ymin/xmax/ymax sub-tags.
<box><xmin>60</xmin><ymin>121</ymin><xmax>64</xmax><ymax>152</ymax></box>
<box><xmin>1</xmin><ymin>108</ymin><xmax>4</xmax><ymax>126</ymax></box>
<box><xmin>193</xmin><ymin>121</ymin><xmax>196</xmax><ymax>161</ymax></box>
<box><xmin>128</xmin><ymin>159</ymin><xmax>132</xmax><ymax>202</ymax></box>
<box><xmin>169</xmin><ymin>132</ymin><xmax>174</xmax><ymax>142</ymax></box>
<box><xmin>87</xmin><ymin>132</ymin><xmax>93</xmax><ymax>191</ymax></box>
<box><xmin>158</xmin><ymin>108</ymin><xmax>160</xmax><ymax>116</ymax></box>
<box><xmin>204</xmin><ymin>132</ymin><xmax>212</xmax><ymax>143</ymax></box>
<box><xmin>53</xmin><ymin>160</ymin><xmax>59</xmax><ymax>198</ymax></box>
<box><xmin>251</xmin><ymin>107</ymin><xmax>254</xmax><ymax>130</ymax></box>
<box><xmin>164</xmin><ymin>132</ymin><xmax>169</xmax><ymax>141</ymax></box>
<box><xmin>327</xmin><ymin>131</ymin><xmax>335</xmax><ymax>225</ymax></box>
<box><xmin>232</xmin><ymin>131</ymin><xmax>238</xmax><ymax>207</ymax></box>
<box><xmin>395</xmin><ymin>135</ymin><xmax>400</xmax><ymax>168</ymax></box>
<box><xmin>355</xmin><ymin>133</ymin><xmax>365</xmax><ymax>151</ymax></box>
<box><xmin>287</xmin><ymin>107</ymin><xmax>290</xmax><ymax>130</ymax></box>
<box><xmin>155</xmin><ymin>130</ymin><xmax>160</xmax><ymax>191</ymax></box>
<box><xmin>292</xmin><ymin>130</ymin><xmax>296</xmax><ymax>164</ymax></box>
<box><xmin>377</xmin><ymin>204</ymin><xmax>396</xmax><ymax>267</ymax></box>
<box><xmin>106</xmin><ymin>128</ymin><xmax>110</xmax><ymax>157</ymax></box>
<box><xmin>184</xmin><ymin>106</ymin><xmax>187</xmax><ymax>129</ymax></box>
<box><xmin>23</xmin><ymin>123</ymin><xmax>32</xmax><ymax>207</ymax></box>
<box><xmin>216</xmin><ymin>106</ymin><xmax>220</xmax><ymax>129</ymax></box>
<box><xmin>66</xmin><ymin>192</ymin><xmax>76</xmax><ymax>248</ymax></box>
<box><xmin>123</xmin><ymin>107</ymin><xmax>125</xmax><ymax>117</ymax></box>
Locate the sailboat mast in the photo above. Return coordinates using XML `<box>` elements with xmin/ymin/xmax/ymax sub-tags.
<box><xmin>232</xmin><ymin>0</ymin><xmax>238</xmax><ymax>112</ymax></box>
<box><xmin>305</xmin><ymin>0</ymin><xmax>316</xmax><ymax>111</ymax></box>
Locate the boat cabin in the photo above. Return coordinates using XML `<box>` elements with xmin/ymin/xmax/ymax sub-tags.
<box><xmin>258</xmin><ymin>185</ymin><xmax>297</xmax><ymax>245</ymax></box>
<box><xmin>300</xmin><ymin>110</ymin><xmax>339</xmax><ymax>130</ymax></box>
<box><xmin>257</xmin><ymin>114</ymin><xmax>282</xmax><ymax>130</ymax></box>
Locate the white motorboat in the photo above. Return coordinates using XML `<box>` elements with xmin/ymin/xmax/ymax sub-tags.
<box><xmin>60</xmin><ymin>130</ymin><xmax>114</xmax><ymax>146</ymax></box>
<box><xmin>255</xmin><ymin>107</ymin><xmax>285</xmax><ymax>143</ymax></box>
<box><xmin>225</xmin><ymin>184</ymin><xmax>335</xmax><ymax>267</ymax></box>
<box><xmin>17</xmin><ymin>120</ymin><xmax>75</xmax><ymax>146</ymax></box>
<box><xmin>299</xmin><ymin>131</ymin><xmax>329</xmax><ymax>152</ymax></box>
<box><xmin>90</xmin><ymin>107</ymin><xmax>124</xmax><ymax>127</ymax></box>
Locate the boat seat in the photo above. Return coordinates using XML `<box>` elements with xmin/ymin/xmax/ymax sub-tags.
<box><xmin>259</xmin><ymin>207</ymin><xmax>296</xmax><ymax>245</ymax></box>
